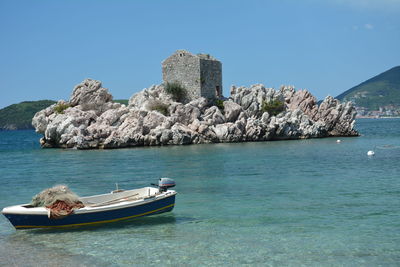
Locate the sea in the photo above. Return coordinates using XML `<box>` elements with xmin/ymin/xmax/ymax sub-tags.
<box><xmin>0</xmin><ymin>118</ymin><xmax>399</xmax><ymax>266</ymax></box>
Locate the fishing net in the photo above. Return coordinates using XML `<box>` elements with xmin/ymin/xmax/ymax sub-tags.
<box><xmin>31</xmin><ymin>185</ymin><xmax>85</xmax><ymax>219</ymax></box>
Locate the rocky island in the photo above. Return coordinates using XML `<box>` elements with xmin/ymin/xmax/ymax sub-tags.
<box><xmin>32</xmin><ymin>50</ymin><xmax>358</xmax><ymax>149</ymax></box>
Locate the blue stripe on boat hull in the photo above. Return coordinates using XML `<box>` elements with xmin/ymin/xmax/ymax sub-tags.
<box><xmin>4</xmin><ymin>195</ymin><xmax>175</xmax><ymax>229</ymax></box>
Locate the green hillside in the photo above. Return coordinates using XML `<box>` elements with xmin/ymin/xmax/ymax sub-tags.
<box><xmin>336</xmin><ymin>66</ymin><xmax>400</xmax><ymax>111</ymax></box>
<box><xmin>0</xmin><ymin>100</ymin><xmax>57</xmax><ymax>130</ymax></box>
<box><xmin>113</xmin><ymin>99</ymin><xmax>129</xmax><ymax>105</ymax></box>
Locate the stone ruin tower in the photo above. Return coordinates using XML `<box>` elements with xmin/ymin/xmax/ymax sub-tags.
<box><xmin>162</xmin><ymin>50</ymin><xmax>222</xmax><ymax>102</ymax></box>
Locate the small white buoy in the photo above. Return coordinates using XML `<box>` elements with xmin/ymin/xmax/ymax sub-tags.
<box><xmin>367</xmin><ymin>150</ymin><xmax>375</xmax><ymax>156</ymax></box>
<box><xmin>336</xmin><ymin>139</ymin><xmax>341</xmax><ymax>143</ymax></box>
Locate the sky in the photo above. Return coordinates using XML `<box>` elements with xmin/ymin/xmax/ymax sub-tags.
<box><xmin>0</xmin><ymin>0</ymin><xmax>399</xmax><ymax>108</ymax></box>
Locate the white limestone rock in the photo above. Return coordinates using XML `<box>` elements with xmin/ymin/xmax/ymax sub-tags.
<box><xmin>70</xmin><ymin>79</ymin><xmax>113</xmax><ymax>110</ymax></box>
<box><xmin>128</xmin><ymin>84</ymin><xmax>174</xmax><ymax>110</ymax></box>
<box><xmin>169</xmin><ymin>102</ymin><xmax>201</xmax><ymax>126</ymax></box>
<box><xmin>317</xmin><ymin>96</ymin><xmax>357</xmax><ymax>136</ymax></box>
<box><xmin>212</xmin><ymin>123</ymin><xmax>244</xmax><ymax>142</ymax></box>
<box><xmin>201</xmin><ymin>106</ymin><xmax>225</xmax><ymax>125</ymax></box>
<box><xmin>223</xmin><ymin>101</ymin><xmax>242</xmax><ymax>122</ymax></box>
<box><xmin>231</xmin><ymin>84</ymin><xmax>285</xmax><ymax>118</ymax></box>
<box><xmin>32</xmin><ymin>79</ymin><xmax>358</xmax><ymax>149</ymax></box>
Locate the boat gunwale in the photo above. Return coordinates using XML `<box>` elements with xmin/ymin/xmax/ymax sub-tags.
<box><xmin>13</xmin><ymin>202</ymin><xmax>176</xmax><ymax>229</ymax></box>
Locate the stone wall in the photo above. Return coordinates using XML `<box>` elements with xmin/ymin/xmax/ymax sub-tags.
<box><xmin>162</xmin><ymin>50</ymin><xmax>201</xmax><ymax>101</ymax></box>
<box><xmin>162</xmin><ymin>50</ymin><xmax>222</xmax><ymax>101</ymax></box>
<box><xmin>200</xmin><ymin>59</ymin><xmax>222</xmax><ymax>99</ymax></box>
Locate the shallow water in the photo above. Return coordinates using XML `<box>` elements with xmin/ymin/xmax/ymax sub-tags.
<box><xmin>0</xmin><ymin>119</ymin><xmax>399</xmax><ymax>266</ymax></box>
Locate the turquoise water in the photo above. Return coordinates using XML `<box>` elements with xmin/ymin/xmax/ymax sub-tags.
<box><xmin>0</xmin><ymin>119</ymin><xmax>399</xmax><ymax>266</ymax></box>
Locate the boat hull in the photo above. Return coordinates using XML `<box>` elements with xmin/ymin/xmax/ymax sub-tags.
<box><xmin>3</xmin><ymin>194</ymin><xmax>175</xmax><ymax>229</ymax></box>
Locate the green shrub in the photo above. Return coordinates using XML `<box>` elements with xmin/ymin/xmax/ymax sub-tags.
<box><xmin>147</xmin><ymin>100</ymin><xmax>170</xmax><ymax>116</ymax></box>
<box><xmin>261</xmin><ymin>99</ymin><xmax>285</xmax><ymax>116</ymax></box>
<box><xmin>165</xmin><ymin>82</ymin><xmax>187</xmax><ymax>102</ymax></box>
<box><xmin>54</xmin><ymin>103</ymin><xmax>70</xmax><ymax>114</ymax></box>
<box><xmin>215</xmin><ymin>99</ymin><xmax>224</xmax><ymax>111</ymax></box>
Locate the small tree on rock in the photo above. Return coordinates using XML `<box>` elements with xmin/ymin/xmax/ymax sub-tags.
<box><xmin>261</xmin><ymin>99</ymin><xmax>285</xmax><ymax>116</ymax></box>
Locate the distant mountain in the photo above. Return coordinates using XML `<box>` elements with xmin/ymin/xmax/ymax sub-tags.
<box><xmin>0</xmin><ymin>100</ymin><xmax>57</xmax><ymax>130</ymax></box>
<box><xmin>0</xmin><ymin>99</ymin><xmax>130</xmax><ymax>130</ymax></box>
<box><xmin>336</xmin><ymin>66</ymin><xmax>400</xmax><ymax>113</ymax></box>
<box><xmin>113</xmin><ymin>99</ymin><xmax>129</xmax><ymax>105</ymax></box>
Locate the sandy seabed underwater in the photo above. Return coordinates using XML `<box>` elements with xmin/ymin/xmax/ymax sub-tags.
<box><xmin>0</xmin><ymin>118</ymin><xmax>399</xmax><ymax>266</ymax></box>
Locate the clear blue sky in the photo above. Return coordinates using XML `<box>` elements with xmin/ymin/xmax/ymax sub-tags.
<box><xmin>1</xmin><ymin>0</ymin><xmax>399</xmax><ymax>108</ymax></box>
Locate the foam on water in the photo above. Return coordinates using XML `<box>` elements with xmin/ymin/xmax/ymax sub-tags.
<box><xmin>0</xmin><ymin>119</ymin><xmax>399</xmax><ymax>266</ymax></box>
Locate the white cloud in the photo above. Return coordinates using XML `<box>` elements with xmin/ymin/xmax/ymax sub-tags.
<box><xmin>364</xmin><ymin>23</ymin><xmax>374</xmax><ymax>30</ymax></box>
<box><xmin>352</xmin><ymin>23</ymin><xmax>375</xmax><ymax>31</ymax></box>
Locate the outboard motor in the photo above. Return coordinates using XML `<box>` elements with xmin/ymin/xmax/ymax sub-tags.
<box><xmin>158</xmin><ymin>178</ymin><xmax>175</xmax><ymax>192</ymax></box>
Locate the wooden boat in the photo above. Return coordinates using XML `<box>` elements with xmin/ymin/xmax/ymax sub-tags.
<box><xmin>2</xmin><ymin>178</ymin><xmax>176</xmax><ymax>229</ymax></box>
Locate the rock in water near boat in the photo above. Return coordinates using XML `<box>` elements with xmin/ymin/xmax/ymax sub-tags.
<box><xmin>32</xmin><ymin>79</ymin><xmax>359</xmax><ymax>149</ymax></box>
<box><xmin>31</xmin><ymin>185</ymin><xmax>84</xmax><ymax>219</ymax></box>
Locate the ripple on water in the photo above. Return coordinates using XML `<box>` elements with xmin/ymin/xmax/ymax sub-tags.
<box><xmin>0</xmin><ymin>120</ymin><xmax>400</xmax><ymax>266</ymax></box>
